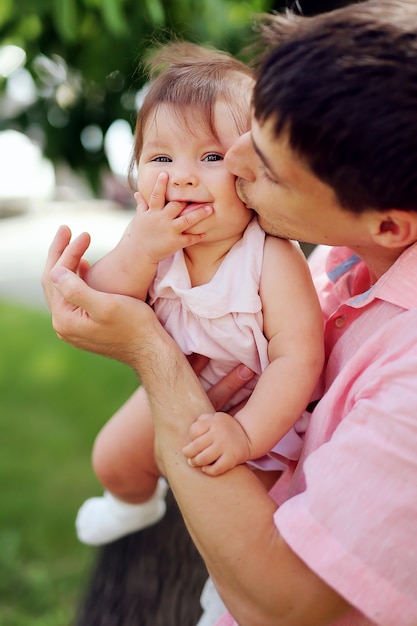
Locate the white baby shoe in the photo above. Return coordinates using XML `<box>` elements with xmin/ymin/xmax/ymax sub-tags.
<box><xmin>75</xmin><ymin>477</ymin><xmax>168</xmax><ymax>545</ymax></box>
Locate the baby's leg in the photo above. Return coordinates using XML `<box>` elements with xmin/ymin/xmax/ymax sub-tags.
<box><xmin>92</xmin><ymin>385</ymin><xmax>159</xmax><ymax>502</ymax></box>
<box><xmin>76</xmin><ymin>386</ymin><xmax>168</xmax><ymax>545</ymax></box>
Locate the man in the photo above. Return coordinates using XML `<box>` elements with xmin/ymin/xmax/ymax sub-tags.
<box><xmin>43</xmin><ymin>1</ymin><xmax>417</xmax><ymax>624</ymax></box>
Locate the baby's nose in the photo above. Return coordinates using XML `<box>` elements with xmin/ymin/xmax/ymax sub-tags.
<box><xmin>170</xmin><ymin>170</ymin><xmax>198</xmax><ymax>187</ymax></box>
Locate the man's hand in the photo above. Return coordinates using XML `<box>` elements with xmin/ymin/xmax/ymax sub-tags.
<box><xmin>187</xmin><ymin>354</ymin><xmax>255</xmax><ymax>414</ymax></box>
<box><xmin>41</xmin><ymin>225</ymin><xmax>159</xmax><ymax>364</ymax></box>
<box><xmin>182</xmin><ymin>411</ymin><xmax>252</xmax><ymax>476</ymax></box>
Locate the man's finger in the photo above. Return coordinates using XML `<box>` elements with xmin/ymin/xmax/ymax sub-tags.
<box><xmin>187</xmin><ymin>353</ymin><xmax>210</xmax><ymax>376</ymax></box>
<box><xmin>42</xmin><ymin>226</ymin><xmax>74</xmax><ymax>307</ymax></box>
<box><xmin>50</xmin><ymin>266</ymin><xmax>104</xmax><ymax>318</ymax></box>
<box><xmin>56</xmin><ymin>231</ymin><xmax>91</xmax><ymax>273</ymax></box>
<box><xmin>43</xmin><ymin>225</ymin><xmax>72</xmax><ymax>275</ymax></box>
<box><xmin>207</xmin><ymin>364</ymin><xmax>254</xmax><ymax>411</ymax></box>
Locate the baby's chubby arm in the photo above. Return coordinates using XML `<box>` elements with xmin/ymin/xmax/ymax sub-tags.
<box><xmin>182</xmin><ymin>410</ymin><xmax>252</xmax><ymax>475</ymax></box>
<box><xmin>86</xmin><ymin>173</ymin><xmax>213</xmax><ymax>300</ymax></box>
<box><xmin>183</xmin><ymin>237</ymin><xmax>324</xmax><ymax>475</ymax></box>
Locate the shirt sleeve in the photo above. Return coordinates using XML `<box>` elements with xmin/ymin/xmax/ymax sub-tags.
<box><xmin>274</xmin><ymin>317</ymin><xmax>417</xmax><ymax>626</ymax></box>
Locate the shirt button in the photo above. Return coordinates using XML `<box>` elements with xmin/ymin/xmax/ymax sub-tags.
<box><xmin>334</xmin><ymin>315</ymin><xmax>346</xmax><ymax>328</ymax></box>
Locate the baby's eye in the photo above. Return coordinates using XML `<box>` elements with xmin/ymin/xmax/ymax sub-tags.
<box><xmin>152</xmin><ymin>156</ymin><xmax>172</xmax><ymax>162</ymax></box>
<box><xmin>204</xmin><ymin>153</ymin><xmax>223</xmax><ymax>162</ymax></box>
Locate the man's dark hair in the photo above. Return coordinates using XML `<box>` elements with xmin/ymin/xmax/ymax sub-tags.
<box><xmin>254</xmin><ymin>0</ymin><xmax>417</xmax><ymax>213</ymax></box>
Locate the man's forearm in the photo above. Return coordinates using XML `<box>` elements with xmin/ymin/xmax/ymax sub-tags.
<box><xmin>138</xmin><ymin>328</ymin><xmax>349</xmax><ymax>626</ymax></box>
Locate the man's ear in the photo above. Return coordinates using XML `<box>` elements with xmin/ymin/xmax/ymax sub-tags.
<box><xmin>371</xmin><ymin>209</ymin><xmax>417</xmax><ymax>248</ymax></box>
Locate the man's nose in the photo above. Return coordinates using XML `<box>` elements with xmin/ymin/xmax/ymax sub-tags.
<box><xmin>225</xmin><ymin>132</ymin><xmax>256</xmax><ymax>182</ymax></box>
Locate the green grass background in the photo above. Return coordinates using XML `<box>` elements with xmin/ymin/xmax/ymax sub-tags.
<box><xmin>0</xmin><ymin>299</ymin><xmax>138</xmax><ymax>625</ymax></box>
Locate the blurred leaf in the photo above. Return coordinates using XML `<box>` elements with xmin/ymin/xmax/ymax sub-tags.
<box><xmin>53</xmin><ymin>0</ymin><xmax>78</xmax><ymax>42</ymax></box>
<box><xmin>145</xmin><ymin>0</ymin><xmax>165</xmax><ymax>25</ymax></box>
<box><xmin>0</xmin><ymin>0</ymin><xmax>13</xmax><ymax>28</ymax></box>
<box><xmin>100</xmin><ymin>0</ymin><xmax>128</xmax><ymax>35</ymax></box>
<box><xmin>18</xmin><ymin>0</ymin><xmax>55</xmax><ymax>13</ymax></box>
<box><xmin>17</xmin><ymin>15</ymin><xmax>43</xmax><ymax>41</ymax></box>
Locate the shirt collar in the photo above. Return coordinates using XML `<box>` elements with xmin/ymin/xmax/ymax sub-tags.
<box><xmin>326</xmin><ymin>241</ymin><xmax>417</xmax><ymax>310</ymax></box>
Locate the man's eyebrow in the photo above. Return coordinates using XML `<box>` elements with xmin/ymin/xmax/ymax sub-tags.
<box><xmin>251</xmin><ymin>135</ymin><xmax>283</xmax><ymax>183</ymax></box>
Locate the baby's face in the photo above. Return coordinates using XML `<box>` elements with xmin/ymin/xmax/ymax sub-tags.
<box><xmin>136</xmin><ymin>102</ymin><xmax>253</xmax><ymax>242</ymax></box>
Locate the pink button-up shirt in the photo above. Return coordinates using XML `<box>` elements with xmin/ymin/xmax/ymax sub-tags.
<box><xmin>219</xmin><ymin>243</ymin><xmax>417</xmax><ymax>626</ymax></box>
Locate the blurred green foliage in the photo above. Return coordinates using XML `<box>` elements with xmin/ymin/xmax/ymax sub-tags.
<box><xmin>0</xmin><ymin>0</ymin><xmax>279</xmax><ymax>192</ymax></box>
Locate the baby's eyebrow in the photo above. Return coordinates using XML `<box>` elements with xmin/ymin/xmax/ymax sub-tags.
<box><xmin>142</xmin><ymin>140</ymin><xmax>166</xmax><ymax>150</ymax></box>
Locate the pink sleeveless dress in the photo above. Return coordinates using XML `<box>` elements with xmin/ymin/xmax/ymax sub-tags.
<box><xmin>148</xmin><ymin>218</ymin><xmax>304</xmax><ymax>470</ymax></box>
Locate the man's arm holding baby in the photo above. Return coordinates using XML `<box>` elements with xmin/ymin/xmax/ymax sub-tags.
<box><xmin>182</xmin><ymin>236</ymin><xmax>324</xmax><ymax>475</ymax></box>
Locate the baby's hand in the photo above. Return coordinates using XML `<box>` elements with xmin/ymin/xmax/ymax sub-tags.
<box><xmin>182</xmin><ymin>412</ymin><xmax>251</xmax><ymax>476</ymax></box>
<box><xmin>130</xmin><ymin>173</ymin><xmax>212</xmax><ymax>262</ymax></box>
